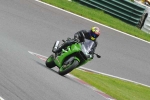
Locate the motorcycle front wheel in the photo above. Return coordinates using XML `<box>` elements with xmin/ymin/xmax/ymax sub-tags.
<box><xmin>59</xmin><ymin>59</ymin><xmax>79</xmax><ymax>76</ymax></box>
<box><xmin>45</xmin><ymin>54</ymin><xmax>55</xmax><ymax>68</ymax></box>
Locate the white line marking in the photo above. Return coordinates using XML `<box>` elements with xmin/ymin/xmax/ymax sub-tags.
<box><xmin>28</xmin><ymin>51</ymin><xmax>48</xmax><ymax>58</ymax></box>
<box><xmin>67</xmin><ymin>74</ymin><xmax>116</xmax><ymax>100</ymax></box>
<box><xmin>28</xmin><ymin>51</ymin><xmax>150</xmax><ymax>88</ymax></box>
<box><xmin>35</xmin><ymin>0</ymin><xmax>150</xmax><ymax>44</ymax></box>
<box><xmin>79</xmin><ymin>67</ymin><xmax>150</xmax><ymax>88</ymax></box>
<box><xmin>0</xmin><ymin>97</ymin><xmax>5</xmax><ymax>100</ymax></box>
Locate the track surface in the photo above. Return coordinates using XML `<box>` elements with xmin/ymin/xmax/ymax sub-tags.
<box><xmin>0</xmin><ymin>0</ymin><xmax>150</xmax><ymax>100</ymax></box>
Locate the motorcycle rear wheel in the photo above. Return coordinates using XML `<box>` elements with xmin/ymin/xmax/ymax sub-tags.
<box><xmin>59</xmin><ymin>60</ymin><xmax>79</xmax><ymax>76</ymax></box>
<box><xmin>46</xmin><ymin>54</ymin><xmax>55</xmax><ymax>68</ymax></box>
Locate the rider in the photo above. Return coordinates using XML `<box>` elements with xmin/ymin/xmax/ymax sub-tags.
<box><xmin>52</xmin><ymin>26</ymin><xmax>100</xmax><ymax>58</ymax></box>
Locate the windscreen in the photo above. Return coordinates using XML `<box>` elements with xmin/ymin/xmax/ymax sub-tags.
<box><xmin>81</xmin><ymin>39</ymin><xmax>94</xmax><ymax>54</ymax></box>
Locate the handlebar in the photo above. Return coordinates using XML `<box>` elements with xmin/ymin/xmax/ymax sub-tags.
<box><xmin>94</xmin><ymin>53</ymin><xmax>101</xmax><ymax>58</ymax></box>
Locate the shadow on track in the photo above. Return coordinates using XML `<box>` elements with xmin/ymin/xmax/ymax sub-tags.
<box><xmin>35</xmin><ymin>60</ymin><xmax>59</xmax><ymax>74</ymax></box>
<box><xmin>33</xmin><ymin>60</ymin><xmax>76</xmax><ymax>79</ymax></box>
<box><xmin>33</xmin><ymin>60</ymin><xmax>85</xmax><ymax>86</ymax></box>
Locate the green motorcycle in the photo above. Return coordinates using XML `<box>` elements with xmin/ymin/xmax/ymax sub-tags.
<box><xmin>45</xmin><ymin>38</ymin><xmax>101</xmax><ymax>76</ymax></box>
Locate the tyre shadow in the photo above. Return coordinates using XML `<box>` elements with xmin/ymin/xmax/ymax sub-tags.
<box><xmin>35</xmin><ymin>60</ymin><xmax>58</xmax><ymax>74</ymax></box>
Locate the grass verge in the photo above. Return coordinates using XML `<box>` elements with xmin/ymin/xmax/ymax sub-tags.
<box><xmin>41</xmin><ymin>0</ymin><xmax>150</xmax><ymax>42</ymax></box>
<box><xmin>71</xmin><ymin>69</ymin><xmax>150</xmax><ymax>100</ymax></box>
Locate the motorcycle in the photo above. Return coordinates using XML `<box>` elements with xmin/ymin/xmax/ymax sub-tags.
<box><xmin>45</xmin><ymin>37</ymin><xmax>101</xmax><ymax>76</ymax></box>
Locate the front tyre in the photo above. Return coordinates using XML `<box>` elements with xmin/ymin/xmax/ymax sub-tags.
<box><xmin>59</xmin><ymin>60</ymin><xmax>79</xmax><ymax>76</ymax></box>
<box><xmin>46</xmin><ymin>54</ymin><xmax>55</xmax><ymax>68</ymax></box>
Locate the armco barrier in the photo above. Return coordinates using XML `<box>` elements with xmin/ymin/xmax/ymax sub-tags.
<box><xmin>80</xmin><ymin>0</ymin><xmax>146</xmax><ymax>26</ymax></box>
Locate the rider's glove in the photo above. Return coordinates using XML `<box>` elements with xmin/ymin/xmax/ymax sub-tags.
<box><xmin>74</xmin><ymin>37</ymin><xmax>80</xmax><ymax>42</ymax></box>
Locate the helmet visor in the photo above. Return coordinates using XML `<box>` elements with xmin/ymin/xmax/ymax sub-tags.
<box><xmin>90</xmin><ymin>31</ymin><xmax>99</xmax><ymax>40</ymax></box>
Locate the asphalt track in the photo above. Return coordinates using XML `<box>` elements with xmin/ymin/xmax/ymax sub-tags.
<box><xmin>0</xmin><ymin>0</ymin><xmax>150</xmax><ymax>100</ymax></box>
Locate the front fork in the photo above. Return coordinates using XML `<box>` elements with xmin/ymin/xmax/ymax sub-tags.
<box><xmin>61</xmin><ymin>56</ymin><xmax>80</xmax><ymax>69</ymax></box>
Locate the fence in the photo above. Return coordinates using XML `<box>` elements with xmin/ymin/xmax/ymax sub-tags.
<box><xmin>79</xmin><ymin>0</ymin><xmax>146</xmax><ymax>26</ymax></box>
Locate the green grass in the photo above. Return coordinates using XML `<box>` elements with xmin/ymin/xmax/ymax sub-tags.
<box><xmin>71</xmin><ymin>69</ymin><xmax>150</xmax><ymax>100</ymax></box>
<box><xmin>41</xmin><ymin>0</ymin><xmax>150</xmax><ymax>42</ymax></box>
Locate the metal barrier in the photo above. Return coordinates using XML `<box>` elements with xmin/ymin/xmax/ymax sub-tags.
<box><xmin>80</xmin><ymin>0</ymin><xmax>146</xmax><ymax>26</ymax></box>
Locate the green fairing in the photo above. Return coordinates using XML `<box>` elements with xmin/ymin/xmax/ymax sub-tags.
<box><xmin>54</xmin><ymin>43</ymin><xmax>81</xmax><ymax>68</ymax></box>
<box><xmin>46</xmin><ymin>39</ymin><xmax>98</xmax><ymax>76</ymax></box>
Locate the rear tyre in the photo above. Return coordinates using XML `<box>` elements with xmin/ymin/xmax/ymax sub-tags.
<box><xmin>46</xmin><ymin>54</ymin><xmax>55</xmax><ymax>68</ymax></box>
<box><xmin>59</xmin><ymin>60</ymin><xmax>79</xmax><ymax>76</ymax></box>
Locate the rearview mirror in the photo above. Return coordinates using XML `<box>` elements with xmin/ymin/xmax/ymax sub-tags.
<box><xmin>94</xmin><ymin>53</ymin><xmax>101</xmax><ymax>58</ymax></box>
<box><xmin>96</xmin><ymin>54</ymin><xmax>101</xmax><ymax>58</ymax></box>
